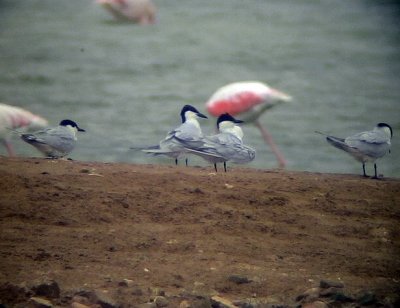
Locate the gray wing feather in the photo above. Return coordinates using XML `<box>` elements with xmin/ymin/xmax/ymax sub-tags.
<box><xmin>142</xmin><ymin>122</ymin><xmax>203</xmax><ymax>158</ymax></box>
<box><xmin>327</xmin><ymin>130</ymin><xmax>390</xmax><ymax>161</ymax></box>
<box><xmin>21</xmin><ymin>127</ymin><xmax>76</xmax><ymax>157</ymax></box>
<box><xmin>185</xmin><ymin>148</ymin><xmax>226</xmax><ymax>163</ymax></box>
<box><xmin>346</xmin><ymin>130</ymin><xmax>390</xmax><ymax>158</ymax></box>
<box><xmin>186</xmin><ymin>132</ymin><xmax>256</xmax><ymax>164</ymax></box>
<box><xmin>230</xmin><ymin>144</ymin><xmax>256</xmax><ymax>164</ymax></box>
<box><xmin>326</xmin><ymin>136</ymin><xmax>351</xmax><ymax>152</ymax></box>
<box><xmin>346</xmin><ymin>130</ymin><xmax>389</xmax><ymax>145</ymax></box>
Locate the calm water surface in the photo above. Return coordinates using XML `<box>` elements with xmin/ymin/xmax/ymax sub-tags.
<box><xmin>1</xmin><ymin>0</ymin><xmax>399</xmax><ymax>177</ymax></box>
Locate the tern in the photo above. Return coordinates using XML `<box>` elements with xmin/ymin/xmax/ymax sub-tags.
<box><xmin>19</xmin><ymin>119</ymin><xmax>85</xmax><ymax>158</ymax></box>
<box><xmin>316</xmin><ymin>123</ymin><xmax>393</xmax><ymax>178</ymax></box>
<box><xmin>186</xmin><ymin>113</ymin><xmax>256</xmax><ymax>172</ymax></box>
<box><xmin>139</xmin><ymin>105</ymin><xmax>208</xmax><ymax>165</ymax></box>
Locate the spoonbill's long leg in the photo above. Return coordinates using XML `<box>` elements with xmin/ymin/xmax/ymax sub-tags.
<box><xmin>254</xmin><ymin>119</ymin><xmax>286</xmax><ymax>168</ymax></box>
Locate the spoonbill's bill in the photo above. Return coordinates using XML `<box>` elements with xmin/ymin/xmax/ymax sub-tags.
<box><xmin>0</xmin><ymin>103</ymin><xmax>48</xmax><ymax>156</ymax></box>
<box><xmin>19</xmin><ymin>119</ymin><xmax>86</xmax><ymax>159</ymax></box>
<box><xmin>206</xmin><ymin>81</ymin><xmax>292</xmax><ymax>168</ymax></box>
<box><xmin>96</xmin><ymin>0</ymin><xmax>156</xmax><ymax>25</ymax></box>
<box><xmin>316</xmin><ymin>123</ymin><xmax>393</xmax><ymax>179</ymax></box>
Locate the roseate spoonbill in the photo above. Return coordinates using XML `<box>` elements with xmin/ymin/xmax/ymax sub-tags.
<box><xmin>185</xmin><ymin>113</ymin><xmax>256</xmax><ymax>172</ymax></box>
<box><xmin>18</xmin><ymin>119</ymin><xmax>86</xmax><ymax>158</ymax></box>
<box><xmin>138</xmin><ymin>105</ymin><xmax>208</xmax><ymax>166</ymax></box>
<box><xmin>0</xmin><ymin>103</ymin><xmax>48</xmax><ymax>156</ymax></box>
<box><xmin>206</xmin><ymin>81</ymin><xmax>292</xmax><ymax>168</ymax></box>
<box><xmin>96</xmin><ymin>0</ymin><xmax>156</xmax><ymax>24</ymax></box>
<box><xmin>316</xmin><ymin>123</ymin><xmax>393</xmax><ymax>179</ymax></box>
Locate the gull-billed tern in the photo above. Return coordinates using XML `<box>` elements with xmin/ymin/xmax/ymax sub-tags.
<box><xmin>185</xmin><ymin>113</ymin><xmax>256</xmax><ymax>172</ymax></box>
<box><xmin>19</xmin><ymin>119</ymin><xmax>85</xmax><ymax>158</ymax></box>
<box><xmin>139</xmin><ymin>104</ymin><xmax>208</xmax><ymax>165</ymax></box>
<box><xmin>317</xmin><ymin>123</ymin><xmax>392</xmax><ymax>178</ymax></box>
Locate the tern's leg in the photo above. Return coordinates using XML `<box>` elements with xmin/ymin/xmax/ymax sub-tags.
<box><xmin>254</xmin><ymin>120</ymin><xmax>286</xmax><ymax>168</ymax></box>
<box><xmin>175</xmin><ymin>158</ymin><xmax>178</xmax><ymax>165</ymax></box>
<box><xmin>224</xmin><ymin>162</ymin><xmax>227</xmax><ymax>172</ymax></box>
<box><xmin>362</xmin><ymin>163</ymin><xmax>368</xmax><ymax>177</ymax></box>
<box><xmin>372</xmin><ymin>163</ymin><xmax>378</xmax><ymax>179</ymax></box>
<box><xmin>214</xmin><ymin>163</ymin><xmax>217</xmax><ymax>172</ymax></box>
<box><xmin>185</xmin><ymin>158</ymin><xmax>188</xmax><ymax>166</ymax></box>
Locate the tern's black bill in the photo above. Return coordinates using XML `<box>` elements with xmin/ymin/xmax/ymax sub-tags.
<box><xmin>197</xmin><ymin>112</ymin><xmax>208</xmax><ymax>119</ymax></box>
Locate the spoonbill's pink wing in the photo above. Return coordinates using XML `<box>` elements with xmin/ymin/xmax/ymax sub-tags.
<box><xmin>206</xmin><ymin>91</ymin><xmax>265</xmax><ymax>117</ymax></box>
<box><xmin>0</xmin><ymin>103</ymin><xmax>47</xmax><ymax>131</ymax></box>
<box><xmin>206</xmin><ymin>81</ymin><xmax>291</xmax><ymax>117</ymax></box>
<box><xmin>97</xmin><ymin>0</ymin><xmax>156</xmax><ymax>24</ymax></box>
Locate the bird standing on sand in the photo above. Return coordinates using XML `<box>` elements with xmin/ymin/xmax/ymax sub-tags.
<box><xmin>19</xmin><ymin>119</ymin><xmax>85</xmax><ymax>159</ymax></box>
<box><xmin>96</xmin><ymin>0</ymin><xmax>156</xmax><ymax>24</ymax></box>
<box><xmin>205</xmin><ymin>81</ymin><xmax>292</xmax><ymax>169</ymax></box>
<box><xmin>185</xmin><ymin>113</ymin><xmax>256</xmax><ymax>172</ymax></box>
<box><xmin>0</xmin><ymin>103</ymin><xmax>48</xmax><ymax>156</ymax></box>
<box><xmin>317</xmin><ymin>123</ymin><xmax>393</xmax><ymax>178</ymax></box>
<box><xmin>139</xmin><ymin>105</ymin><xmax>208</xmax><ymax>165</ymax></box>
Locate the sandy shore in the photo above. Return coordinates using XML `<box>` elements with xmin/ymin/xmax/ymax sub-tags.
<box><xmin>0</xmin><ymin>156</ymin><xmax>399</xmax><ymax>307</ymax></box>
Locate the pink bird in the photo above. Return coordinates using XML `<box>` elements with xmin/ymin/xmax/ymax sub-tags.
<box><xmin>96</xmin><ymin>0</ymin><xmax>156</xmax><ymax>25</ymax></box>
<box><xmin>0</xmin><ymin>103</ymin><xmax>48</xmax><ymax>156</ymax></box>
<box><xmin>206</xmin><ymin>81</ymin><xmax>292</xmax><ymax>168</ymax></box>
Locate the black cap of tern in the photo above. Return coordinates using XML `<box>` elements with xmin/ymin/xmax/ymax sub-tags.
<box><xmin>59</xmin><ymin>119</ymin><xmax>85</xmax><ymax>132</ymax></box>
<box><xmin>180</xmin><ymin>105</ymin><xmax>208</xmax><ymax>123</ymax></box>
<box><xmin>377</xmin><ymin>123</ymin><xmax>393</xmax><ymax>138</ymax></box>
<box><xmin>217</xmin><ymin>113</ymin><xmax>243</xmax><ymax>129</ymax></box>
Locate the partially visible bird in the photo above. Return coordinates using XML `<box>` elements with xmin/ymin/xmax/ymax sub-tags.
<box><xmin>0</xmin><ymin>103</ymin><xmax>48</xmax><ymax>156</ymax></box>
<box><xmin>316</xmin><ymin>123</ymin><xmax>393</xmax><ymax>178</ymax></box>
<box><xmin>139</xmin><ymin>105</ymin><xmax>208</xmax><ymax>165</ymax></box>
<box><xmin>185</xmin><ymin>113</ymin><xmax>256</xmax><ymax>172</ymax></box>
<box><xmin>206</xmin><ymin>81</ymin><xmax>291</xmax><ymax>168</ymax></box>
<box><xmin>18</xmin><ymin>119</ymin><xmax>85</xmax><ymax>158</ymax></box>
<box><xmin>96</xmin><ymin>0</ymin><xmax>156</xmax><ymax>24</ymax></box>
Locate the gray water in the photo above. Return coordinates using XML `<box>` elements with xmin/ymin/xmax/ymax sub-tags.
<box><xmin>1</xmin><ymin>0</ymin><xmax>399</xmax><ymax>177</ymax></box>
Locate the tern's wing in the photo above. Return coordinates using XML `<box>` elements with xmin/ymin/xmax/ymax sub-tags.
<box><xmin>185</xmin><ymin>147</ymin><xmax>226</xmax><ymax>163</ymax></box>
<box><xmin>140</xmin><ymin>140</ymin><xmax>180</xmax><ymax>157</ymax></box>
<box><xmin>142</xmin><ymin>122</ymin><xmax>203</xmax><ymax>157</ymax></box>
<box><xmin>184</xmin><ymin>132</ymin><xmax>255</xmax><ymax>165</ymax></box>
<box><xmin>344</xmin><ymin>130</ymin><xmax>391</xmax><ymax>158</ymax></box>
<box><xmin>189</xmin><ymin>133</ymin><xmax>241</xmax><ymax>160</ymax></box>
<box><xmin>210</xmin><ymin>134</ymin><xmax>255</xmax><ymax>164</ymax></box>
<box><xmin>180</xmin><ymin>133</ymin><xmax>230</xmax><ymax>163</ymax></box>
<box><xmin>22</xmin><ymin>127</ymin><xmax>75</xmax><ymax>153</ymax></box>
<box><xmin>203</xmin><ymin>133</ymin><xmax>238</xmax><ymax>147</ymax></box>
<box><xmin>170</xmin><ymin>122</ymin><xmax>202</xmax><ymax>141</ymax></box>
<box><xmin>347</xmin><ymin>130</ymin><xmax>390</xmax><ymax>145</ymax></box>
<box><xmin>229</xmin><ymin>144</ymin><xmax>256</xmax><ymax>164</ymax></box>
<box><xmin>162</xmin><ymin>122</ymin><xmax>204</xmax><ymax>149</ymax></box>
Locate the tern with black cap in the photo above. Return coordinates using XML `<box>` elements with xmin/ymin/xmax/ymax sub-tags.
<box><xmin>19</xmin><ymin>119</ymin><xmax>85</xmax><ymax>158</ymax></box>
<box><xmin>185</xmin><ymin>113</ymin><xmax>256</xmax><ymax>172</ymax></box>
<box><xmin>139</xmin><ymin>105</ymin><xmax>208</xmax><ymax>165</ymax></box>
<box><xmin>316</xmin><ymin>123</ymin><xmax>393</xmax><ymax>178</ymax></box>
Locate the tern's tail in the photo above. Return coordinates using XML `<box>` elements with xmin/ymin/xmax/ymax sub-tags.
<box><xmin>316</xmin><ymin>130</ymin><xmax>354</xmax><ymax>154</ymax></box>
<box><xmin>20</xmin><ymin>133</ymin><xmax>45</xmax><ymax>145</ymax></box>
<box><xmin>326</xmin><ymin>135</ymin><xmax>350</xmax><ymax>152</ymax></box>
<box><xmin>6</xmin><ymin>128</ymin><xmax>41</xmax><ymax>144</ymax></box>
<box><xmin>131</xmin><ymin>145</ymin><xmax>179</xmax><ymax>157</ymax></box>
